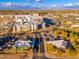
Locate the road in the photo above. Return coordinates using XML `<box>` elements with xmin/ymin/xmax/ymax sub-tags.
<box><xmin>32</xmin><ymin>32</ymin><xmax>50</xmax><ymax>59</ymax></box>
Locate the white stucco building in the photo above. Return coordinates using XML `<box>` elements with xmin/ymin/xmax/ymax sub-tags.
<box><xmin>48</xmin><ymin>40</ymin><xmax>68</xmax><ymax>49</ymax></box>
<box><xmin>12</xmin><ymin>15</ymin><xmax>45</xmax><ymax>33</ymax></box>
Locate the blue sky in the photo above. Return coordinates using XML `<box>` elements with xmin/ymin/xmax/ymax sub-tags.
<box><xmin>0</xmin><ymin>0</ymin><xmax>79</xmax><ymax>9</ymax></box>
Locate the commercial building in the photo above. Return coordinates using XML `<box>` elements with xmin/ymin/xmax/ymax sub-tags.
<box><xmin>48</xmin><ymin>40</ymin><xmax>68</xmax><ymax>49</ymax></box>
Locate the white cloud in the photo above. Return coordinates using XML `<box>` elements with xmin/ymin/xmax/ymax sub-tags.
<box><xmin>0</xmin><ymin>2</ymin><xmax>12</xmax><ymax>6</ymax></box>
<box><xmin>0</xmin><ymin>2</ymin><xmax>30</xmax><ymax>7</ymax></box>
<box><xmin>36</xmin><ymin>0</ymin><xmax>41</xmax><ymax>2</ymax></box>
<box><xmin>64</xmin><ymin>3</ymin><xmax>74</xmax><ymax>6</ymax></box>
<box><xmin>13</xmin><ymin>3</ymin><xmax>29</xmax><ymax>6</ymax></box>
<box><xmin>75</xmin><ymin>3</ymin><xmax>79</xmax><ymax>5</ymax></box>
<box><xmin>51</xmin><ymin>4</ymin><xmax>57</xmax><ymax>7</ymax></box>
<box><xmin>63</xmin><ymin>3</ymin><xmax>79</xmax><ymax>7</ymax></box>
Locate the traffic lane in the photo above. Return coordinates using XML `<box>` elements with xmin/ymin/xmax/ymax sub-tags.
<box><xmin>33</xmin><ymin>32</ymin><xmax>43</xmax><ymax>51</ymax></box>
<box><xmin>32</xmin><ymin>52</ymin><xmax>48</xmax><ymax>59</ymax></box>
<box><xmin>33</xmin><ymin>32</ymin><xmax>44</xmax><ymax>52</ymax></box>
<box><xmin>32</xmin><ymin>32</ymin><xmax>46</xmax><ymax>59</ymax></box>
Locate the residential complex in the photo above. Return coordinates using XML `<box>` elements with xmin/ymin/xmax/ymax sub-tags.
<box><xmin>12</xmin><ymin>15</ymin><xmax>46</xmax><ymax>32</ymax></box>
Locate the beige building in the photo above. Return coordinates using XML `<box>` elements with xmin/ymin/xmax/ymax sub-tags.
<box><xmin>12</xmin><ymin>15</ymin><xmax>45</xmax><ymax>33</ymax></box>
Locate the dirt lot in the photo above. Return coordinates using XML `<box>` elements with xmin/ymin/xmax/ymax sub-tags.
<box><xmin>0</xmin><ymin>49</ymin><xmax>33</xmax><ymax>59</ymax></box>
<box><xmin>0</xmin><ymin>54</ymin><xmax>33</xmax><ymax>59</ymax></box>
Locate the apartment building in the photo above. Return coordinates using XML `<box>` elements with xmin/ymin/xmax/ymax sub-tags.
<box><xmin>12</xmin><ymin>15</ymin><xmax>46</xmax><ymax>33</ymax></box>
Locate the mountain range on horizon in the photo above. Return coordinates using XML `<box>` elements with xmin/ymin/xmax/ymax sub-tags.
<box><xmin>0</xmin><ymin>5</ymin><xmax>79</xmax><ymax>10</ymax></box>
<box><xmin>0</xmin><ymin>3</ymin><xmax>79</xmax><ymax>10</ymax></box>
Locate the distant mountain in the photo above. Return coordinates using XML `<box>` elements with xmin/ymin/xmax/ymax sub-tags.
<box><xmin>0</xmin><ymin>4</ymin><xmax>79</xmax><ymax>10</ymax></box>
<box><xmin>50</xmin><ymin>6</ymin><xmax>79</xmax><ymax>10</ymax></box>
<box><xmin>0</xmin><ymin>5</ymin><xmax>39</xmax><ymax>10</ymax></box>
<box><xmin>61</xmin><ymin>5</ymin><xmax>79</xmax><ymax>10</ymax></box>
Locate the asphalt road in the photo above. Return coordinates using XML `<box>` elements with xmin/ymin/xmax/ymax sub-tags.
<box><xmin>32</xmin><ymin>32</ymin><xmax>49</xmax><ymax>59</ymax></box>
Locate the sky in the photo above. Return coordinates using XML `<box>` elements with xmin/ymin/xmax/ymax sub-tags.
<box><xmin>0</xmin><ymin>0</ymin><xmax>79</xmax><ymax>10</ymax></box>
